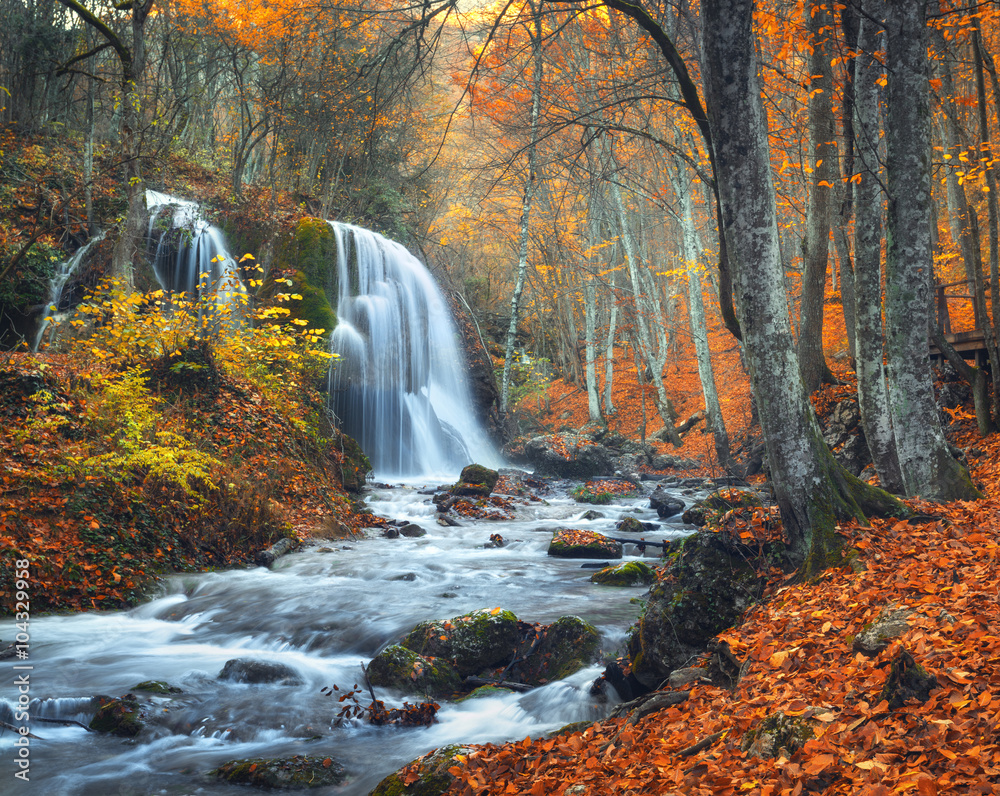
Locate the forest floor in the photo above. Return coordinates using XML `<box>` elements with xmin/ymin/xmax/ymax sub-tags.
<box><xmin>441</xmin><ymin>315</ymin><xmax>1000</xmax><ymax>794</ymax></box>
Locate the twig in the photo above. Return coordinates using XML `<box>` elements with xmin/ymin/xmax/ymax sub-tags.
<box><xmin>0</xmin><ymin>720</ymin><xmax>44</xmax><ymax>739</ymax></box>
<box><xmin>676</xmin><ymin>729</ymin><xmax>726</xmax><ymax>757</ymax></box>
<box><xmin>32</xmin><ymin>716</ymin><xmax>94</xmax><ymax>731</ymax></box>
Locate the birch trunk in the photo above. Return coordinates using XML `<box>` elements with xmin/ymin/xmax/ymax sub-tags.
<box><xmin>584</xmin><ymin>279</ymin><xmax>601</xmax><ymax>421</ymax></box>
<box><xmin>702</xmin><ymin>0</ymin><xmax>904</xmax><ymax>575</ymax></box>
<box><xmin>882</xmin><ymin>0</ymin><xmax>979</xmax><ymax>499</ymax></box>
<box><xmin>603</xmin><ymin>269</ymin><xmax>618</xmax><ymax>415</ymax></box>
<box><xmin>500</xmin><ymin>1</ymin><xmax>543</xmax><ymax>412</ymax></box>
<box><xmin>852</xmin><ymin>2</ymin><xmax>905</xmax><ymax>493</ymax></box>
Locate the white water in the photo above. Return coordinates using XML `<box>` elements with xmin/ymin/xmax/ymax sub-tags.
<box><xmin>327</xmin><ymin>224</ymin><xmax>500</xmax><ymax>479</ymax></box>
<box><xmin>31</xmin><ymin>232</ymin><xmax>106</xmax><ymax>352</ymax></box>
<box><xmin>0</xmin><ymin>480</ymin><xmax>699</xmax><ymax>796</ymax></box>
<box><xmin>145</xmin><ymin>191</ymin><xmax>245</xmax><ymax>303</ymax></box>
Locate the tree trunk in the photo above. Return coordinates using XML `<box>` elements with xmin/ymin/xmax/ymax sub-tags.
<box><xmin>701</xmin><ymin>0</ymin><xmax>905</xmax><ymax>575</ymax></box>
<box><xmin>852</xmin><ymin>2</ymin><xmax>905</xmax><ymax>494</ymax></box>
<box><xmin>882</xmin><ymin>0</ymin><xmax>980</xmax><ymax>500</ymax></box>
<box><xmin>798</xmin><ymin>0</ymin><xmax>837</xmax><ymax>394</ymax></box>
<box><xmin>603</xmin><ymin>268</ymin><xmax>618</xmax><ymax>415</ymax></box>
<box><xmin>584</xmin><ymin>279</ymin><xmax>601</xmax><ymax>421</ymax></box>
<box><xmin>500</xmin><ymin>1</ymin><xmax>543</xmax><ymax>412</ymax></box>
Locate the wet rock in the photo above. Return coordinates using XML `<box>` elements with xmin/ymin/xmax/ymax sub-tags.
<box><xmin>89</xmin><ymin>694</ymin><xmax>144</xmax><ymax>736</ymax></box>
<box><xmin>580</xmin><ymin>509</ymin><xmax>605</xmax><ymax>520</ymax></box>
<box><xmin>649</xmin><ymin>486</ymin><xmax>685</xmax><ymax>518</ymax></box>
<box><xmin>616</xmin><ymin>516</ymin><xmax>646</xmax><ymax>534</ymax></box>
<box><xmin>367</xmin><ymin>645</ymin><xmax>461</xmax><ymax>698</ymax></box>
<box><xmin>133</xmin><ymin>680</ymin><xmax>181</xmax><ymax>694</ymax></box>
<box><xmin>402</xmin><ymin>608</ymin><xmax>521</xmax><ymax>677</ymax></box>
<box><xmin>667</xmin><ymin>667</ymin><xmax>709</xmax><ymax>688</ymax></box>
<box><xmin>256</xmin><ymin>536</ymin><xmax>300</xmax><ymax>568</ymax></box>
<box><xmin>369</xmin><ymin>744</ymin><xmax>474</xmax><ymax>796</ymax></box>
<box><xmin>399</xmin><ymin>523</ymin><xmax>426</xmax><ymax>538</ymax></box>
<box><xmin>681</xmin><ymin>505</ymin><xmax>708</xmax><ymax>526</ymax></box>
<box><xmin>513</xmin><ymin>616</ymin><xmax>601</xmax><ymax>685</ymax></box>
<box><xmin>457</xmin><ymin>684</ymin><xmax>515</xmax><ymax>701</ymax></box>
<box><xmin>390</xmin><ymin>572</ymin><xmax>418</xmax><ymax>582</ymax></box>
<box><xmin>590</xmin><ymin>561</ymin><xmax>658</xmax><ymax>587</ymax></box>
<box><xmin>212</xmin><ymin>755</ymin><xmax>347</xmax><ymax>789</ymax></box>
<box><xmin>522</xmin><ymin>433</ymin><xmax>613</xmax><ymax>478</ymax></box>
<box><xmin>383</xmin><ymin>527</ymin><xmax>400</xmax><ymax>539</ymax></box>
<box><xmin>547</xmin><ymin>530</ymin><xmax>622</xmax><ymax>560</ymax></box>
<box><xmin>628</xmin><ymin>532</ymin><xmax>770</xmax><ymax>689</ymax></box>
<box><xmin>218</xmin><ymin>659</ymin><xmax>304</xmax><ymax>685</ymax></box>
<box><xmin>648</xmin><ymin>454</ymin><xmax>700</xmax><ymax>471</ymax></box>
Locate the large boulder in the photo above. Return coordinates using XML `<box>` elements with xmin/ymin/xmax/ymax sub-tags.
<box><xmin>366</xmin><ymin>645</ymin><xmax>461</xmax><ymax>698</ymax></box>
<box><xmin>401</xmin><ymin>608</ymin><xmax>520</xmax><ymax>677</ymax></box>
<box><xmin>547</xmin><ymin>530</ymin><xmax>622</xmax><ymax>559</ymax></box>
<box><xmin>628</xmin><ymin>532</ymin><xmax>770</xmax><ymax>689</ymax></box>
<box><xmin>522</xmin><ymin>433</ymin><xmax>613</xmax><ymax>478</ymax></box>
<box><xmin>213</xmin><ymin>755</ymin><xmax>347</xmax><ymax>789</ymax></box>
<box><xmin>451</xmin><ymin>464</ymin><xmax>499</xmax><ymax>498</ymax></box>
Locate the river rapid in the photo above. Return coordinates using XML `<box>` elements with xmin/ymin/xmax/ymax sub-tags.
<box><xmin>0</xmin><ymin>477</ymin><xmax>702</xmax><ymax>795</ymax></box>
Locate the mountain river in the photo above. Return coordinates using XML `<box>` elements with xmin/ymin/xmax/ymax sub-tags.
<box><xmin>0</xmin><ymin>477</ymin><xmax>701</xmax><ymax>795</ymax></box>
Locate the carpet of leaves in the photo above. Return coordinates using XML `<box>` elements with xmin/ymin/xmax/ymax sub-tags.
<box><xmin>447</xmin><ymin>490</ymin><xmax>1000</xmax><ymax>795</ymax></box>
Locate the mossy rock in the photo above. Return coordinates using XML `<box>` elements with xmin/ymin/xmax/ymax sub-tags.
<box><xmin>212</xmin><ymin>755</ymin><xmax>346</xmax><ymax>789</ymax></box>
<box><xmin>367</xmin><ymin>645</ymin><xmax>461</xmax><ymax>698</ymax></box>
<box><xmin>590</xmin><ymin>561</ymin><xmax>657</xmax><ymax>587</ymax></box>
<box><xmin>401</xmin><ymin>608</ymin><xmax>520</xmax><ymax>677</ymax></box>
<box><xmin>368</xmin><ymin>744</ymin><xmax>474</xmax><ymax>796</ymax></box>
<box><xmin>133</xmin><ymin>680</ymin><xmax>181</xmax><ymax>695</ymax></box>
<box><xmin>333</xmin><ymin>431</ymin><xmax>371</xmax><ymax>493</ymax></box>
<box><xmin>548</xmin><ymin>530</ymin><xmax>622</xmax><ymax>560</ymax></box>
<box><xmin>89</xmin><ymin>694</ymin><xmax>144</xmax><ymax>737</ymax></box>
<box><xmin>289</xmin><ymin>270</ymin><xmax>337</xmax><ymax>333</ymax></box>
<box><xmin>741</xmin><ymin>711</ymin><xmax>815</xmax><ymax>758</ymax></box>
<box><xmin>628</xmin><ymin>531</ymin><xmax>771</xmax><ymax>689</ymax></box>
<box><xmin>515</xmin><ymin>615</ymin><xmax>601</xmax><ymax>685</ymax></box>
<box><xmin>702</xmin><ymin>488</ymin><xmax>762</xmax><ymax>512</ymax></box>
<box><xmin>453</xmin><ymin>464</ymin><xmax>499</xmax><ymax>496</ymax></box>
<box><xmin>278</xmin><ymin>217</ymin><xmax>340</xmax><ymax>305</ymax></box>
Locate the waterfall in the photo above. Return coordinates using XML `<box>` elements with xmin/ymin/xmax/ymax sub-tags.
<box><xmin>327</xmin><ymin>223</ymin><xmax>499</xmax><ymax>478</ymax></box>
<box><xmin>145</xmin><ymin>190</ymin><xmax>245</xmax><ymax>302</ymax></box>
<box><xmin>31</xmin><ymin>231</ymin><xmax>106</xmax><ymax>351</ymax></box>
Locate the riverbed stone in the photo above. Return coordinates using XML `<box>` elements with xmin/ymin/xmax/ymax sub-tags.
<box><xmin>590</xmin><ymin>561</ymin><xmax>657</xmax><ymax>587</ymax></box>
<box><xmin>401</xmin><ymin>608</ymin><xmax>520</xmax><ymax>677</ymax></box>
<box><xmin>548</xmin><ymin>530</ymin><xmax>622</xmax><ymax>559</ymax></box>
<box><xmin>367</xmin><ymin>645</ymin><xmax>461</xmax><ymax>698</ymax></box>
<box><xmin>218</xmin><ymin>658</ymin><xmax>304</xmax><ymax>685</ymax></box>
<box><xmin>452</xmin><ymin>464</ymin><xmax>499</xmax><ymax>497</ymax></box>
<box><xmin>649</xmin><ymin>486</ymin><xmax>685</xmax><ymax>518</ymax></box>
<box><xmin>213</xmin><ymin>755</ymin><xmax>347</xmax><ymax>789</ymax></box>
<box><xmin>399</xmin><ymin>523</ymin><xmax>426</xmax><ymax>538</ymax></box>
<box><xmin>616</xmin><ymin>515</ymin><xmax>646</xmax><ymax>534</ymax></box>
<box><xmin>369</xmin><ymin>744</ymin><xmax>474</xmax><ymax>796</ymax></box>
<box><xmin>89</xmin><ymin>694</ymin><xmax>144</xmax><ymax>736</ymax></box>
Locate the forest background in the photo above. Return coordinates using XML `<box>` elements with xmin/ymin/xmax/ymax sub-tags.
<box><xmin>3</xmin><ymin>0</ymin><xmax>1000</xmax><ymax>794</ymax></box>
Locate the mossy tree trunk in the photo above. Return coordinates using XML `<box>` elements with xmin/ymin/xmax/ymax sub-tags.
<box><xmin>882</xmin><ymin>0</ymin><xmax>981</xmax><ymax>500</ymax></box>
<box><xmin>701</xmin><ymin>0</ymin><xmax>906</xmax><ymax>576</ymax></box>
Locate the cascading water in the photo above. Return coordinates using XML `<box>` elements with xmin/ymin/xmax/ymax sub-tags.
<box><xmin>327</xmin><ymin>223</ymin><xmax>499</xmax><ymax>478</ymax></box>
<box><xmin>31</xmin><ymin>231</ymin><xmax>106</xmax><ymax>352</ymax></box>
<box><xmin>145</xmin><ymin>190</ymin><xmax>245</xmax><ymax>302</ymax></box>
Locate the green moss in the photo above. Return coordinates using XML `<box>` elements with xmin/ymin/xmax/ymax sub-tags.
<box><xmin>741</xmin><ymin>712</ymin><xmax>815</xmax><ymax>758</ymax></box>
<box><xmin>133</xmin><ymin>680</ymin><xmax>180</xmax><ymax>694</ymax></box>
<box><xmin>571</xmin><ymin>486</ymin><xmax>613</xmax><ymax>504</ymax></box>
<box><xmin>281</xmin><ymin>218</ymin><xmax>339</xmax><ymax>305</ymax></box>
<box><xmin>457</xmin><ymin>685</ymin><xmax>514</xmax><ymax>701</ymax></box>
<box><xmin>590</xmin><ymin>561</ymin><xmax>657</xmax><ymax>587</ymax></box>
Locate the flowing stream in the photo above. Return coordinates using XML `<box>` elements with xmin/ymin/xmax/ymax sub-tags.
<box><xmin>0</xmin><ymin>478</ymin><xmax>700</xmax><ymax>796</ymax></box>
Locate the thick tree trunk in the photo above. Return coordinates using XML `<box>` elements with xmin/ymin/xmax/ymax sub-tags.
<box><xmin>701</xmin><ymin>0</ymin><xmax>905</xmax><ymax>575</ymax></box>
<box><xmin>798</xmin><ymin>0</ymin><xmax>837</xmax><ymax>394</ymax></box>
<box><xmin>883</xmin><ymin>0</ymin><xmax>979</xmax><ymax>500</ymax></box>
<box><xmin>584</xmin><ymin>279</ymin><xmax>601</xmax><ymax>422</ymax></box>
<box><xmin>852</xmin><ymin>2</ymin><xmax>905</xmax><ymax>494</ymax></box>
